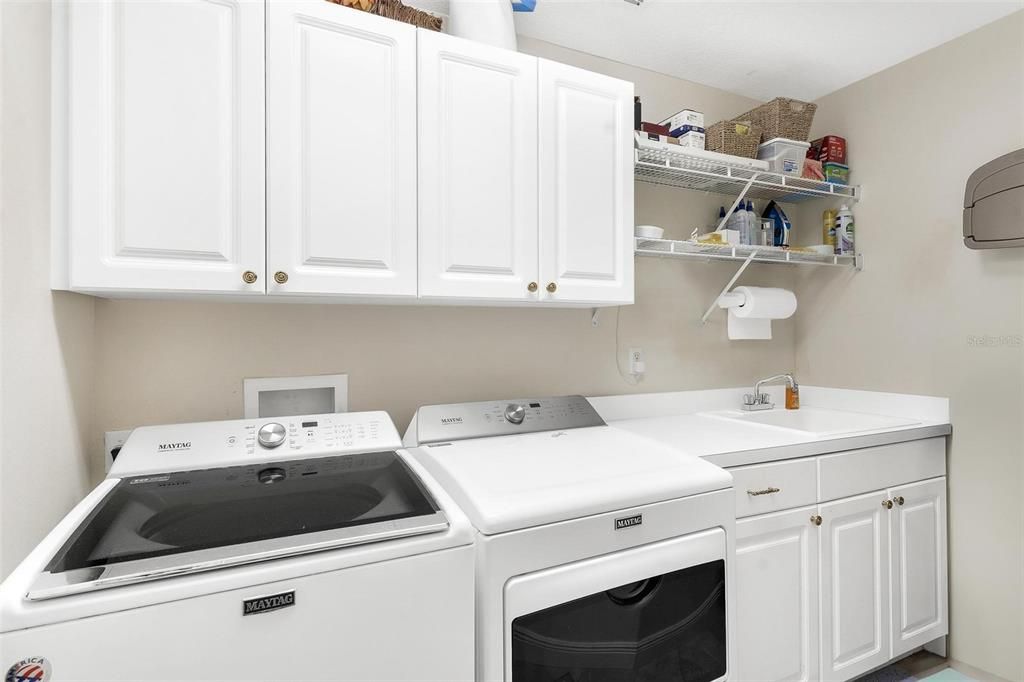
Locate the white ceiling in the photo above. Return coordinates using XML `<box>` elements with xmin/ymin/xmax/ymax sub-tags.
<box><xmin>512</xmin><ymin>1</ymin><xmax>1023</xmax><ymax>101</ymax></box>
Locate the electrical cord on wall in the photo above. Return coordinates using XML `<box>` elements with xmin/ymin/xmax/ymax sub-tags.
<box><xmin>614</xmin><ymin>306</ymin><xmax>641</xmax><ymax>386</ymax></box>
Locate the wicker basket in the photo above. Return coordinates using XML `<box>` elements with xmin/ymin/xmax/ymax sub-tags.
<box><xmin>325</xmin><ymin>0</ymin><xmax>443</xmax><ymax>31</ymax></box>
<box><xmin>705</xmin><ymin>120</ymin><xmax>763</xmax><ymax>158</ymax></box>
<box><xmin>735</xmin><ymin>97</ymin><xmax>817</xmax><ymax>142</ymax></box>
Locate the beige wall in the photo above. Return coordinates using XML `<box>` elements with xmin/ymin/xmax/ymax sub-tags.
<box><xmin>795</xmin><ymin>12</ymin><xmax>1024</xmax><ymax>679</ymax></box>
<box><xmin>0</xmin><ymin>0</ymin><xmax>96</xmax><ymax>578</ymax></box>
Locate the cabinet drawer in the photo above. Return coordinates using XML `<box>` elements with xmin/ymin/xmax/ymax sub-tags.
<box><xmin>729</xmin><ymin>458</ymin><xmax>817</xmax><ymax>518</ymax></box>
<box><xmin>818</xmin><ymin>437</ymin><xmax>946</xmax><ymax>502</ymax></box>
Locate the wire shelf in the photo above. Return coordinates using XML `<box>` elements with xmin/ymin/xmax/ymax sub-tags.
<box><xmin>634</xmin><ymin>147</ymin><xmax>859</xmax><ymax>203</ymax></box>
<box><xmin>635</xmin><ymin>237</ymin><xmax>862</xmax><ymax>269</ymax></box>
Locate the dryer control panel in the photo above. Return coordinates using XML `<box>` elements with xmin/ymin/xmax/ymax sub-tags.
<box><xmin>110</xmin><ymin>411</ymin><xmax>401</xmax><ymax>477</ymax></box>
<box><xmin>410</xmin><ymin>396</ymin><xmax>605</xmax><ymax>445</ymax></box>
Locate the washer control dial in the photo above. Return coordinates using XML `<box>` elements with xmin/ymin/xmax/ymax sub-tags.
<box><xmin>257</xmin><ymin>422</ymin><xmax>287</xmax><ymax>449</ymax></box>
<box><xmin>504</xmin><ymin>404</ymin><xmax>527</xmax><ymax>425</ymax></box>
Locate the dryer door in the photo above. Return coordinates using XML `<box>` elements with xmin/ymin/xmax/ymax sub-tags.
<box><xmin>504</xmin><ymin>528</ymin><xmax>727</xmax><ymax>682</ymax></box>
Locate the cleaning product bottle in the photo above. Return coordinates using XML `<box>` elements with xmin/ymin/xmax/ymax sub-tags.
<box><xmin>727</xmin><ymin>203</ymin><xmax>744</xmax><ymax>241</ymax></box>
<box><xmin>745</xmin><ymin>200</ymin><xmax>758</xmax><ymax>246</ymax></box>
<box><xmin>715</xmin><ymin>206</ymin><xmax>727</xmax><ymax>230</ymax></box>
<box><xmin>823</xmin><ymin>208</ymin><xmax>837</xmax><ymax>248</ymax></box>
<box><xmin>835</xmin><ymin>204</ymin><xmax>854</xmax><ymax>254</ymax></box>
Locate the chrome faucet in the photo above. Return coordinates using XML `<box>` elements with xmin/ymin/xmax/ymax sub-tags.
<box><xmin>742</xmin><ymin>373</ymin><xmax>797</xmax><ymax>411</ymax></box>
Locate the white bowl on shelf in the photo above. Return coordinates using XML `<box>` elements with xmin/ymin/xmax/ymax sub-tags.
<box><xmin>635</xmin><ymin>225</ymin><xmax>665</xmax><ymax>240</ymax></box>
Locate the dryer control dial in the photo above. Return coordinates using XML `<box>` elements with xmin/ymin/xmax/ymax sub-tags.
<box><xmin>257</xmin><ymin>422</ymin><xmax>287</xmax><ymax>449</ymax></box>
<box><xmin>504</xmin><ymin>404</ymin><xmax>527</xmax><ymax>424</ymax></box>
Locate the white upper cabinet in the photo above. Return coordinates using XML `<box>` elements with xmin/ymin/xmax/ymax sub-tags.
<box><xmin>819</xmin><ymin>492</ymin><xmax>891</xmax><ymax>682</ymax></box>
<box><xmin>417</xmin><ymin>30</ymin><xmax>540</xmax><ymax>302</ymax></box>
<box><xmin>266</xmin><ymin>1</ymin><xmax>417</xmax><ymax>298</ymax></box>
<box><xmin>58</xmin><ymin>0</ymin><xmax>266</xmax><ymax>294</ymax></box>
<box><xmin>735</xmin><ymin>507</ymin><xmax>819</xmax><ymax>682</ymax></box>
<box><xmin>55</xmin><ymin>5</ymin><xmax>635</xmax><ymax>305</ymax></box>
<box><xmin>890</xmin><ymin>478</ymin><xmax>948</xmax><ymax>658</ymax></box>
<box><xmin>538</xmin><ymin>60</ymin><xmax>634</xmax><ymax>305</ymax></box>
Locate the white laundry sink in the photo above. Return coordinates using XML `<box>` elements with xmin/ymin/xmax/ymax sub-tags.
<box><xmin>701</xmin><ymin>407</ymin><xmax>920</xmax><ymax>437</ymax></box>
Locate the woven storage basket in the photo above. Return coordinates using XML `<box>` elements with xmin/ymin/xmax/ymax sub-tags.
<box><xmin>736</xmin><ymin>97</ymin><xmax>817</xmax><ymax>142</ymax></box>
<box><xmin>325</xmin><ymin>0</ymin><xmax>443</xmax><ymax>31</ymax></box>
<box><xmin>705</xmin><ymin>120</ymin><xmax>763</xmax><ymax>158</ymax></box>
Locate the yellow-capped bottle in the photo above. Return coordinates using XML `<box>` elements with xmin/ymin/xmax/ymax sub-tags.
<box><xmin>823</xmin><ymin>209</ymin><xmax>837</xmax><ymax>248</ymax></box>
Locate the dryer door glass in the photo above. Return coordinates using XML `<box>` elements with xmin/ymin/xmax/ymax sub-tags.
<box><xmin>45</xmin><ymin>451</ymin><xmax>441</xmax><ymax>573</ymax></box>
<box><xmin>511</xmin><ymin>559</ymin><xmax>726</xmax><ymax>682</ymax></box>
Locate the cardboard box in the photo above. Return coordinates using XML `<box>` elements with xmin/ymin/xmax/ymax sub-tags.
<box><xmin>808</xmin><ymin>135</ymin><xmax>847</xmax><ymax>164</ymax></box>
<box><xmin>641</xmin><ymin>122</ymin><xmax>670</xmax><ymax>136</ymax></box>
<box><xmin>675</xmin><ymin>131</ymin><xmax>706</xmax><ymax>149</ymax></box>
<box><xmin>660</xmin><ymin>109</ymin><xmax>705</xmax><ymax>136</ymax></box>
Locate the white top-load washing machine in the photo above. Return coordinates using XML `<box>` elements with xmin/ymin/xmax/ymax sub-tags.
<box><xmin>402</xmin><ymin>396</ymin><xmax>736</xmax><ymax>682</ymax></box>
<box><xmin>1</xmin><ymin>411</ymin><xmax>474</xmax><ymax>682</ymax></box>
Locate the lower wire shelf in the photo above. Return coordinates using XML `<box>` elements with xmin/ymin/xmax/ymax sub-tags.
<box><xmin>635</xmin><ymin>237</ymin><xmax>862</xmax><ymax>269</ymax></box>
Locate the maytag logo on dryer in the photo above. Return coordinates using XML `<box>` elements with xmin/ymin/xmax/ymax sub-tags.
<box><xmin>614</xmin><ymin>514</ymin><xmax>643</xmax><ymax>530</ymax></box>
<box><xmin>243</xmin><ymin>591</ymin><xmax>295</xmax><ymax>616</ymax></box>
<box><xmin>440</xmin><ymin>417</ymin><xmax>463</xmax><ymax>425</ymax></box>
<box><xmin>158</xmin><ymin>441</ymin><xmax>191</xmax><ymax>452</ymax></box>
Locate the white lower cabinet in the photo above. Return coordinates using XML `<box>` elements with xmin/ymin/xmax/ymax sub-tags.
<box><xmin>819</xmin><ymin>492</ymin><xmax>892</xmax><ymax>681</ymax></box>
<box><xmin>735</xmin><ymin>507</ymin><xmax>819</xmax><ymax>682</ymax></box>
<box><xmin>730</xmin><ymin>440</ymin><xmax>948</xmax><ymax>682</ymax></box>
<box><xmin>890</xmin><ymin>478</ymin><xmax>948</xmax><ymax>657</ymax></box>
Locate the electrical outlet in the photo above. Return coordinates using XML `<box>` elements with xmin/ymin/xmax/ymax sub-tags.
<box><xmin>104</xmin><ymin>429</ymin><xmax>133</xmax><ymax>472</ymax></box>
<box><xmin>628</xmin><ymin>347</ymin><xmax>646</xmax><ymax>377</ymax></box>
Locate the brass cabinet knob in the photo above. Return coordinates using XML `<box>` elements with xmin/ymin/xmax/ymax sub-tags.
<box><xmin>274</xmin><ymin>271</ymin><xmax>289</xmax><ymax>285</ymax></box>
<box><xmin>242</xmin><ymin>270</ymin><xmax>258</xmax><ymax>284</ymax></box>
<box><xmin>883</xmin><ymin>499</ymin><xmax>894</xmax><ymax>509</ymax></box>
<box><xmin>527</xmin><ymin>282</ymin><xmax>538</xmax><ymax>293</ymax></box>
<box><xmin>811</xmin><ymin>515</ymin><xmax>822</xmax><ymax>526</ymax></box>
<box><xmin>895</xmin><ymin>496</ymin><xmax>905</xmax><ymax>506</ymax></box>
<box><xmin>546</xmin><ymin>282</ymin><xmax>557</xmax><ymax>293</ymax></box>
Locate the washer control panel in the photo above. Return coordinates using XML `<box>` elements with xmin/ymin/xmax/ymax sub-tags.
<box><xmin>110</xmin><ymin>411</ymin><xmax>400</xmax><ymax>477</ymax></box>
<box><xmin>413</xmin><ymin>396</ymin><xmax>605</xmax><ymax>444</ymax></box>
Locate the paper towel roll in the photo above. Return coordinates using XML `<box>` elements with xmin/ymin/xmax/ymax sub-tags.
<box><xmin>729</xmin><ymin>286</ymin><xmax>797</xmax><ymax>320</ymax></box>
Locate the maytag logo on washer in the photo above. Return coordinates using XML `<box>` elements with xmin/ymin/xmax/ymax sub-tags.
<box><xmin>158</xmin><ymin>441</ymin><xmax>191</xmax><ymax>452</ymax></box>
<box><xmin>614</xmin><ymin>514</ymin><xmax>643</xmax><ymax>530</ymax></box>
<box><xmin>243</xmin><ymin>591</ymin><xmax>295</xmax><ymax>616</ymax></box>
<box><xmin>440</xmin><ymin>417</ymin><xmax>463</xmax><ymax>425</ymax></box>
<box><xmin>5</xmin><ymin>656</ymin><xmax>51</xmax><ymax>682</ymax></box>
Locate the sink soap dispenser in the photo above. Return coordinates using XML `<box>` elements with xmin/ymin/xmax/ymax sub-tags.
<box><xmin>786</xmin><ymin>380</ymin><xmax>800</xmax><ymax>410</ymax></box>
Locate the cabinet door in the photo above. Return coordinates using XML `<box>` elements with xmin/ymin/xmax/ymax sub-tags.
<box><xmin>64</xmin><ymin>0</ymin><xmax>266</xmax><ymax>294</ymax></box>
<box><xmin>266</xmin><ymin>1</ymin><xmax>417</xmax><ymax>298</ymax></box>
<box><xmin>537</xmin><ymin>60</ymin><xmax>634</xmax><ymax>305</ymax></box>
<box><xmin>735</xmin><ymin>507</ymin><xmax>819</xmax><ymax>682</ymax></box>
<box><xmin>819</xmin><ymin>492</ymin><xmax>891</xmax><ymax>681</ymax></box>
<box><xmin>890</xmin><ymin>477</ymin><xmax>948</xmax><ymax>657</ymax></box>
<box><xmin>417</xmin><ymin>31</ymin><xmax>539</xmax><ymax>301</ymax></box>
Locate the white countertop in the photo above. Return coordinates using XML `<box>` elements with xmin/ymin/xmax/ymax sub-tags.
<box><xmin>588</xmin><ymin>386</ymin><xmax>951</xmax><ymax>468</ymax></box>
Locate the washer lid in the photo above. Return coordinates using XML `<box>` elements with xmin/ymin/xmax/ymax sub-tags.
<box><xmin>408</xmin><ymin>425</ymin><xmax>732</xmax><ymax>535</ymax></box>
<box><xmin>27</xmin><ymin>451</ymin><xmax>447</xmax><ymax>600</ymax></box>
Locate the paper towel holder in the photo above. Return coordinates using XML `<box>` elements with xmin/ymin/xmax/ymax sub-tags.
<box><xmin>700</xmin><ymin>251</ymin><xmax>759</xmax><ymax>324</ymax></box>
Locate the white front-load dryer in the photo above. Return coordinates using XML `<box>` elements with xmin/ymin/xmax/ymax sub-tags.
<box><xmin>0</xmin><ymin>411</ymin><xmax>474</xmax><ymax>682</ymax></box>
<box><xmin>402</xmin><ymin>396</ymin><xmax>736</xmax><ymax>682</ymax></box>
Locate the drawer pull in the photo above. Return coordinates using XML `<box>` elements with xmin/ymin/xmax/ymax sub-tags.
<box><xmin>883</xmin><ymin>499</ymin><xmax>894</xmax><ymax>509</ymax></box>
<box><xmin>811</xmin><ymin>515</ymin><xmax>823</xmax><ymax>526</ymax></box>
<box><xmin>895</xmin><ymin>496</ymin><xmax>905</xmax><ymax>506</ymax></box>
<box><xmin>747</xmin><ymin>487</ymin><xmax>781</xmax><ymax>496</ymax></box>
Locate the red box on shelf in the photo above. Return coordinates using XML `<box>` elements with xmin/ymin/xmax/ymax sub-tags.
<box><xmin>807</xmin><ymin>135</ymin><xmax>847</xmax><ymax>164</ymax></box>
<box><xmin>641</xmin><ymin>121</ymin><xmax>670</xmax><ymax>136</ymax></box>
